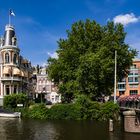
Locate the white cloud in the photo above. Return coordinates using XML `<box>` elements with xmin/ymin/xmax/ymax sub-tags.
<box><xmin>113</xmin><ymin>13</ymin><xmax>140</xmax><ymax>26</ymax></box>
<box><xmin>47</xmin><ymin>52</ymin><xmax>58</xmax><ymax>59</ymax></box>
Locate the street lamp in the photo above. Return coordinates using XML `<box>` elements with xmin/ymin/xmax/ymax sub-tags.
<box><xmin>41</xmin><ymin>87</ymin><xmax>46</xmax><ymax>103</ymax></box>
<box><xmin>114</xmin><ymin>50</ymin><xmax>117</xmax><ymax>104</ymax></box>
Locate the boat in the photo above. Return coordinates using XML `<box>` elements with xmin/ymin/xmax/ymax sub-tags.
<box><xmin>0</xmin><ymin>112</ymin><xmax>21</xmax><ymax>118</ymax></box>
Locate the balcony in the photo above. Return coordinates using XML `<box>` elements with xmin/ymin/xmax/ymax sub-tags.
<box><xmin>118</xmin><ymin>88</ymin><xmax>126</xmax><ymax>91</ymax></box>
<box><xmin>0</xmin><ymin>76</ymin><xmax>22</xmax><ymax>82</ymax></box>
<box><xmin>118</xmin><ymin>83</ymin><xmax>126</xmax><ymax>91</ymax></box>
<box><xmin>118</xmin><ymin>82</ymin><xmax>126</xmax><ymax>85</ymax></box>
<box><xmin>118</xmin><ymin>86</ymin><xmax>126</xmax><ymax>91</ymax></box>
<box><xmin>128</xmin><ymin>73</ymin><xmax>139</xmax><ymax>78</ymax></box>
<box><xmin>128</xmin><ymin>81</ymin><xmax>139</xmax><ymax>85</ymax></box>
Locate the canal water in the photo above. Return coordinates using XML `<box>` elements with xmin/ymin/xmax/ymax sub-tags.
<box><xmin>0</xmin><ymin>118</ymin><xmax>140</xmax><ymax>140</ymax></box>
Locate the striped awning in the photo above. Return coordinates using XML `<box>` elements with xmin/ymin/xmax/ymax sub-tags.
<box><xmin>13</xmin><ymin>68</ymin><xmax>20</xmax><ymax>75</ymax></box>
<box><xmin>3</xmin><ymin>67</ymin><xmax>10</xmax><ymax>74</ymax></box>
<box><xmin>20</xmin><ymin>70</ymin><xmax>25</xmax><ymax>77</ymax></box>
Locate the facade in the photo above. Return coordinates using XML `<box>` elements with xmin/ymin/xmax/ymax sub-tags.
<box><xmin>117</xmin><ymin>58</ymin><xmax>140</xmax><ymax>96</ymax></box>
<box><xmin>0</xmin><ymin>24</ymin><xmax>32</xmax><ymax>105</ymax></box>
<box><xmin>35</xmin><ymin>66</ymin><xmax>61</xmax><ymax>104</ymax></box>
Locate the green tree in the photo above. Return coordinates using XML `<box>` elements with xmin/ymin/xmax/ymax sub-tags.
<box><xmin>48</xmin><ymin>19</ymin><xmax>137</xmax><ymax>102</ymax></box>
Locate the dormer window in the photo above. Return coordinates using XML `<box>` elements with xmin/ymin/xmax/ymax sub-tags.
<box><xmin>5</xmin><ymin>53</ymin><xmax>9</xmax><ymax>63</ymax></box>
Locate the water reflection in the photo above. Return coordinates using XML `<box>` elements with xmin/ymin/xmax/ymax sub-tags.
<box><xmin>0</xmin><ymin>118</ymin><xmax>140</xmax><ymax>140</ymax></box>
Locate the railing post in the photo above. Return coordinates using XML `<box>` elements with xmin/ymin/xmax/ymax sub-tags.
<box><xmin>109</xmin><ymin>119</ymin><xmax>113</xmax><ymax>132</ymax></box>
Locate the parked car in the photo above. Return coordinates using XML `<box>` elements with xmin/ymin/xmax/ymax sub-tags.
<box><xmin>46</xmin><ymin>100</ymin><xmax>52</xmax><ymax>105</ymax></box>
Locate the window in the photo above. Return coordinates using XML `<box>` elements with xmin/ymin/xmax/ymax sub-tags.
<box><xmin>128</xmin><ymin>77</ymin><xmax>133</xmax><ymax>82</ymax></box>
<box><xmin>5</xmin><ymin>53</ymin><xmax>9</xmax><ymax>63</ymax></box>
<box><xmin>128</xmin><ymin>77</ymin><xmax>139</xmax><ymax>83</ymax></box>
<box><xmin>55</xmin><ymin>95</ymin><xmax>59</xmax><ymax>101</ymax></box>
<box><xmin>128</xmin><ymin>72</ymin><xmax>133</xmax><ymax>76</ymax></box>
<box><xmin>14</xmin><ymin>86</ymin><xmax>17</xmax><ymax>93</ymax></box>
<box><xmin>135</xmin><ymin>77</ymin><xmax>138</xmax><ymax>82</ymax></box>
<box><xmin>13</xmin><ymin>54</ymin><xmax>17</xmax><ymax>64</ymax></box>
<box><xmin>134</xmin><ymin>72</ymin><xmax>138</xmax><ymax>75</ymax></box>
<box><xmin>6</xmin><ymin>85</ymin><xmax>10</xmax><ymax>95</ymax></box>
<box><xmin>130</xmin><ymin>90</ymin><xmax>138</xmax><ymax>95</ymax></box>
<box><xmin>118</xmin><ymin>84</ymin><xmax>125</xmax><ymax>89</ymax></box>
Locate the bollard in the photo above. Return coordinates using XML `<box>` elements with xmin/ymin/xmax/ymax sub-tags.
<box><xmin>109</xmin><ymin>119</ymin><xmax>113</xmax><ymax>132</ymax></box>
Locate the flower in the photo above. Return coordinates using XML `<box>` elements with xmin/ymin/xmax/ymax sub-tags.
<box><xmin>117</xmin><ymin>95</ymin><xmax>140</xmax><ymax>103</ymax></box>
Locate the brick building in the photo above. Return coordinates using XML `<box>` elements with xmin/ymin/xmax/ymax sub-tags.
<box><xmin>117</xmin><ymin>58</ymin><xmax>140</xmax><ymax>96</ymax></box>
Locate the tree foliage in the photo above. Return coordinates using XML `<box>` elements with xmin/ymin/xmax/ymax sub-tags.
<box><xmin>3</xmin><ymin>93</ymin><xmax>28</xmax><ymax>109</ymax></box>
<box><xmin>48</xmin><ymin>19</ymin><xmax>137</xmax><ymax>102</ymax></box>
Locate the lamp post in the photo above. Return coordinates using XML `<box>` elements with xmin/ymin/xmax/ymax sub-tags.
<box><xmin>41</xmin><ymin>91</ymin><xmax>42</xmax><ymax>103</ymax></box>
<box><xmin>114</xmin><ymin>50</ymin><xmax>117</xmax><ymax>104</ymax></box>
<box><xmin>41</xmin><ymin>87</ymin><xmax>45</xmax><ymax>103</ymax></box>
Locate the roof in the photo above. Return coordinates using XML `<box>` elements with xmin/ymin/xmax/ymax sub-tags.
<box><xmin>133</xmin><ymin>58</ymin><xmax>140</xmax><ymax>62</ymax></box>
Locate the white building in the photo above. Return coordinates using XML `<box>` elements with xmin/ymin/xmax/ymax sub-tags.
<box><xmin>0</xmin><ymin>24</ymin><xmax>32</xmax><ymax>105</ymax></box>
<box><xmin>35</xmin><ymin>66</ymin><xmax>61</xmax><ymax>104</ymax></box>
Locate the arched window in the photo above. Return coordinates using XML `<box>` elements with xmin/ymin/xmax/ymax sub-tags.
<box><xmin>13</xmin><ymin>54</ymin><xmax>17</xmax><ymax>64</ymax></box>
<box><xmin>5</xmin><ymin>53</ymin><xmax>9</xmax><ymax>63</ymax></box>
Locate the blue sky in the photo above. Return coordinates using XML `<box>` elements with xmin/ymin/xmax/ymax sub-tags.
<box><xmin>0</xmin><ymin>0</ymin><xmax>140</xmax><ymax>66</ymax></box>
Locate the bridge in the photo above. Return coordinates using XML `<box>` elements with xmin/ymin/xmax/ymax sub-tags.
<box><xmin>118</xmin><ymin>105</ymin><xmax>140</xmax><ymax>133</ymax></box>
<box><xmin>120</xmin><ymin>106</ymin><xmax>140</xmax><ymax>112</ymax></box>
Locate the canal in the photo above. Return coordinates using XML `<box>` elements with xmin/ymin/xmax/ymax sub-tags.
<box><xmin>0</xmin><ymin>118</ymin><xmax>140</xmax><ymax>140</ymax></box>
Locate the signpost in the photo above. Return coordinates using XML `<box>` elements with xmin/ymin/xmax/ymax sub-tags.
<box><xmin>17</xmin><ymin>104</ymin><xmax>23</xmax><ymax>107</ymax></box>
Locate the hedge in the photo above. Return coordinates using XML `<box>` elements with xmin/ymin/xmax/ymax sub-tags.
<box><xmin>3</xmin><ymin>93</ymin><xmax>28</xmax><ymax>109</ymax></box>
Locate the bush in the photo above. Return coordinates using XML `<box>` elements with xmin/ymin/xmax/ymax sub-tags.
<box><xmin>3</xmin><ymin>93</ymin><xmax>28</xmax><ymax>109</ymax></box>
<box><xmin>99</xmin><ymin>101</ymin><xmax>119</xmax><ymax>121</ymax></box>
<box><xmin>47</xmin><ymin>104</ymin><xmax>82</xmax><ymax>120</ymax></box>
<box><xmin>6</xmin><ymin>96</ymin><xmax>119</xmax><ymax>121</ymax></box>
<box><xmin>27</xmin><ymin>103</ymin><xmax>48</xmax><ymax>119</ymax></box>
<box><xmin>43</xmin><ymin>95</ymin><xmax>119</xmax><ymax>121</ymax></box>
